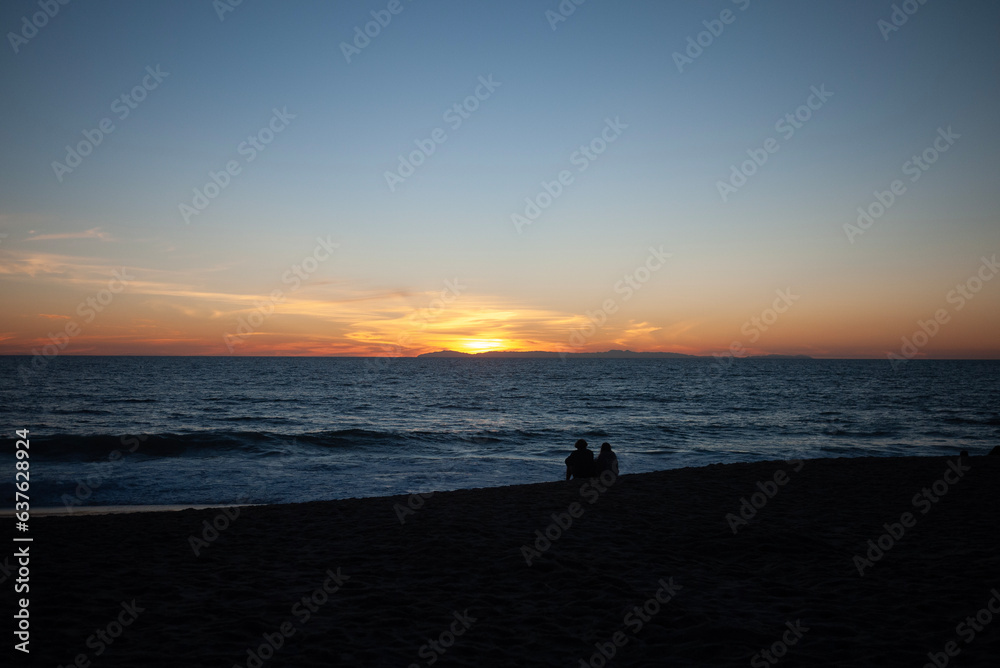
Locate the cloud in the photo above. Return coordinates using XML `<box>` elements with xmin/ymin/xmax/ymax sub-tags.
<box><xmin>342</xmin><ymin>298</ymin><xmax>583</xmax><ymax>354</ymax></box>
<box><xmin>0</xmin><ymin>256</ymin><xmax>724</xmax><ymax>356</ymax></box>
<box><xmin>0</xmin><ymin>250</ymin><xmax>127</xmax><ymax>279</ymax></box>
<box><xmin>25</xmin><ymin>227</ymin><xmax>115</xmax><ymax>242</ymax></box>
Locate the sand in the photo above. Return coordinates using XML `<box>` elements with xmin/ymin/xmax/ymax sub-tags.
<box><xmin>19</xmin><ymin>455</ymin><xmax>1000</xmax><ymax>667</ymax></box>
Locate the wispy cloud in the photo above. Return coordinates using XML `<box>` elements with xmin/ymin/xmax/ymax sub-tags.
<box><xmin>0</xmin><ymin>250</ymin><xmax>128</xmax><ymax>279</ymax></box>
<box><xmin>25</xmin><ymin>227</ymin><xmax>115</xmax><ymax>242</ymax></box>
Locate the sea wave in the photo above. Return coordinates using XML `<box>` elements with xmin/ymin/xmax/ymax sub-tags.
<box><xmin>10</xmin><ymin>427</ymin><xmax>572</xmax><ymax>461</ymax></box>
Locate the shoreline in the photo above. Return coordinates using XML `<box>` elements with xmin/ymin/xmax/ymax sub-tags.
<box><xmin>0</xmin><ymin>503</ymin><xmax>261</xmax><ymax>518</ymax></box>
<box><xmin>9</xmin><ymin>449</ymin><xmax>993</xmax><ymax>516</ymax></box>
<box><xmin>25</xmin><ymin>454</ymin><xmax>1000</xmax><ymax>666</ymax></box>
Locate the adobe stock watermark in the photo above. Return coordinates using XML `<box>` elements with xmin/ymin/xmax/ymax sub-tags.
<box><xmin>705</xmin><ymin>287</ymin><xmax>801</xmax><ymax>387</ymax></box>
<box><xmin>408</xmin><ymin>609</ymin><xmax>477</xmax><ymax>668</ymax></box>
<box><xmin>750</xmin><ymin>620</ymin><xmax>809</xmax><ymax>667</ymax></box>
<box><xmin>717</xmin><ymin>84</ymin><xmax>833</xmax><ymax>202</ymax></box>
<box><xmin>923</xmin><ymin>588</ymin><xmax>1000</xmax><ymax>668</ymax></box>
<box><xmin>214</xmin><ymin>0</ymin><xmax>244</xmax><ymax>22</ymax></box>
<box><xmin>725</xmin><ymin>459</ymin><xmax>805</xmax><ymax>534</ymax></box>
<box><xmin>179</xmin><ymin>106</ymin><xmax>296</xmax><ymax>224</ymax></box>
<box><xmin>188</xmin><ymin>504</ymin><xmax>245</xmax><ymax>557</ymax></box>
<box><xmin>60</xmin><ymin>434</ymin><xmax>147</xmax><ymax>511</ymax></box>
<box><xmin>55</xmin><ymin>600</ymin><xmax>144</xmax><ymax>668</ymax></box>
<box><xmin>340</xmin><ymin>0</ymin><xmax>415</xmax><ymax>64</ymax></box>
<box><xmin>17</xmin><ymin>268</ymin><xmax>134</xmax><ymax>384</ymax></box>
<box><xmin>877</xmin><ymin>0</ymin><xmax>931</xmax><ymax>42</ymax></box>
<box><xmin>887</xmin><ymin>254</ymin><xmax>997</xmax><ymax>368</ymax></box>
<box><xmin>673</xmin><ymin>0</ymin><xmax>753</xmax><ymax>73</ymax></box>
<box><xmin>740</xmin><ymin>288</ymin><xmax>799</xmax><ymax>344</ymax></box>
<box><xmin>7</xmin><ymin>0</ymin><xmax>71</xmax><ymax>55</ymax></box>
<box><xmin>384</xmin><ymin>75</ymin><xmax>501</xmax><ymax>192</ymax></box>
<box><xmin>844</xmin><ymin>126</ymin><xmax>959</xmax><ymax>243</ymax></box>
<box><xmin>355</xmin><ymin>276</ymin><xmax>466</xmax><ymax>386</ymax></box>
<box><xmin>545</xmin><ymin>0</ymin><xmax>589</xmax><ymax>31</ymax></box>
<box><xmin>185</xmin><ymin>483</ymin><xmax>267</xmax><ymax>555</ymax></box>
<box><xmin>51</xmin><ymin>65</ymin><xmax>170</xmax><ymax>183</ymax></box>
<box><xmin>853</xmin><ymin>457</ymin><xmax>970</xmax><ymax>576</ymax></box>
<box><xmin>393</xmin><ymin>490</ymin><xmax>435</xmax><ymax>525</ymax></box>
<box><xmin>232</xmin><ymin>568</ymin><xmax>350</xmax><ymax>668</ymax></box>
<box><xmin>223</xmin><ymin>235</ymin><xmax>338</xmax><ymax>352</ymax></box>
<box><xmin>511</xmin><ymin>117</ymin><xmax>628</xmax><ymax>233</ymax></box>
<box><xmin>577</xmin><ymin>578</ymin><xmax>682</xmax><ymax>667</ymax></box>
<box><xmin>0</xmin><ymin>554</ymin><xmax>19</xmax><ymax>587</ymax></box>
<box><xmin>563</xmin><ymin>245</ymin><xmax>670</xmax><ymax>352</ymax></box>
<box><xmin>520</xmin><ymin>469</ymin><xmax>618</xmax><ymax>566</ymax></box>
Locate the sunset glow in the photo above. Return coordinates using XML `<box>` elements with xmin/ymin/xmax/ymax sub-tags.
<box><xmin>458</xmin><ymin>339</ymin><xmax>510</xmax><ymax>353</ymax></box>
<box><xmin>1</xmin><ymin>250</ymin><xmax>999</xmax><ymax>358</ymax></box>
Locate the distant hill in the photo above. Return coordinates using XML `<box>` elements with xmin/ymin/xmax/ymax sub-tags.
<box><xmin>748</xmin><ymin>354</ymin><xmax>814</xmax><ymax>360</ymax></box>
<box><xmin>416</xmin><ymin>350</ymin><xmax>812</xmax><ymax>359</ymax></box>
<box><xmin>418</xmin><ymin>350</ymin><xmax>474</xmax><ymax>358</ymax></box>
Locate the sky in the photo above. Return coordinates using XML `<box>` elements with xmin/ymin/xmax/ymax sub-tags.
<box><xmin>1</xmin><ymin>0</ymin><xmax>998</xmax><ymax>358</ymax></box>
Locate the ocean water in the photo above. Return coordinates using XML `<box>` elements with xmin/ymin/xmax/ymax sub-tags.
<box><xmin>1</xmin><ymin>356</ymin><xmax>997</xmax><ymax>509</ymax></box>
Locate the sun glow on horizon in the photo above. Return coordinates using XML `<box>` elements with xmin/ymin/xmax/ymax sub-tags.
<box><xmin>457</xmin><ymin>338</ymin><xmax>511</xmax><ymax>353</ymax></box>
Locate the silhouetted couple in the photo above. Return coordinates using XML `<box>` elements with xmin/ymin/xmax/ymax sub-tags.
<box><xmin>565</xmin><ymin>439</ymin><xmax>618</xmax><ymax>480</ymax></box>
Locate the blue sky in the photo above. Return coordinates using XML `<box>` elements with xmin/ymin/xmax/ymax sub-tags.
<box><xmin>1</xmin><ymin>0</ymin><xmax>998</xmax><ymax>357</ymax></box>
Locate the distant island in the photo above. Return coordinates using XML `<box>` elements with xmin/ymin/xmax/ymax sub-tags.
<box><xmin>417</xmin><ymin>350</ymin><xmax>813</xmax><ymax>359</ymax></box>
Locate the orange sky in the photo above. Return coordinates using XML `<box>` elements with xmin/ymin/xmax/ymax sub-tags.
<box><xmin>2</xmin><ymin>243</ymin><xmax>998</xmax><ymax>359</ymax></box>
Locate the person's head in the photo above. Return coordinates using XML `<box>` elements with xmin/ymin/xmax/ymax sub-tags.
<box><xmin>600</xmin><ymin>442</ymin><xmax>612</xmax><ymax>453</ymax></box>
<box><xmin>574</xmin><ymin>439</ymin><xmax>588</xmax><ymax>450</ymax></box>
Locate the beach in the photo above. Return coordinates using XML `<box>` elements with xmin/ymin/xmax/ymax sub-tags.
<box><xmin>23</xmin><ymin>455</ymin><xmax>1000</xmax><ymax>666</ymax></box>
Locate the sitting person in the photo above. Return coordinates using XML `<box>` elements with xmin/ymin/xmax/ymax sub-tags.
<box><xmin>565</xmin><ymin>439</ymin><xmax>595</xmax><ymax>480</ymax></box>
<box><xmin>595</xmin><ymin>442</ymin><xmax>619</xmax><ymax>477</ymax></box>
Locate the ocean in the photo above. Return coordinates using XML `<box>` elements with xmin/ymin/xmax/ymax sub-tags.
<box><xmin>1</xmin><ymin>356</ymin><xmax>997</xmax><ymax>509</ymax></box>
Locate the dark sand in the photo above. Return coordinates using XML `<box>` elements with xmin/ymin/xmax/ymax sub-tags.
<box><xmin>20</xmin><ymin>456</ymin><xmax>1000</xmax><ymax>667</ymax></box>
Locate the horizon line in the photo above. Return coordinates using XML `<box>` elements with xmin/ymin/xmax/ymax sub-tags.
<box><xmin>2</xmin><ymin>352</ymin><xmax>999</xmax><ymax>360</ymax></box>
